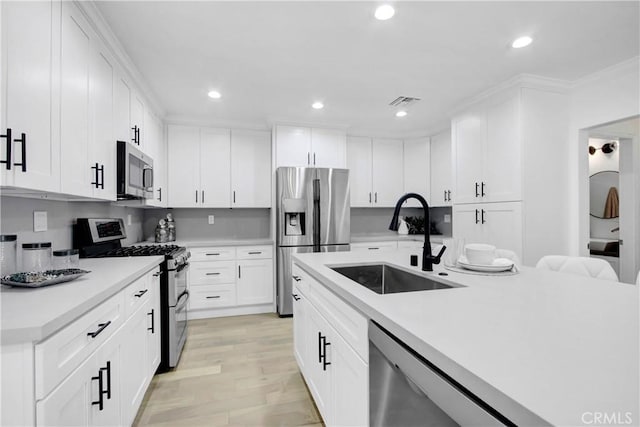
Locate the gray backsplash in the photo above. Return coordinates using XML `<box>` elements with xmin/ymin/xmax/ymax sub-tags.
<box><xmin>0</xmin><ymin>196</ymin><xmax>144</xmax><ymax>267</ymax></box>
<box><xmin>351</xmin><ymin>206</ymin><xmax>452</xmax><ymax>237</ymax></box>
<box><xmin>143</xmin><ymin>208</ymin><xmax>271</xmax><ymax>241</ymax></box>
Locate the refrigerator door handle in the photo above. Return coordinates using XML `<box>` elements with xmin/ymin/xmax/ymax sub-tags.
<box><xmin>313</xmin><ymin>178</ymin><xmax>321</xmax><ymax>251</ymax></box>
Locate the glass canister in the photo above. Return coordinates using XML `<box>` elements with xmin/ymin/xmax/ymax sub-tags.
<box><xmin>53</xmin><ymin>249</ymin><xmax>80</xmax><ymax>270</ymax></box>
<box><xmin>166</xmin><ymin>213</ymin><xmax>176</xmax><ymax>242</ymax></box>
<box><xmin>22</xmin><ymin>242</ymin><xmax>52</xmax><ymax>272</ymax></box>
<box><xmin>0</xmin><ymin>235</ymin><xmax>18</xmax><ymax>275</ymax></box>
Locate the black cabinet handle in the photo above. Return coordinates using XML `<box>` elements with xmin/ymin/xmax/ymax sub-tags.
<box><xmin>368</xmin><ymin>247</ymin><xmax>380</xmax><ymax>250</ymax></box>
<box><xmin>481</xmin><ymin>209</ymin><xmax>486</xmax><ymax>224</ymax></box>
<box><xmin>1</xmin><ymin>128</ymin><xmax>11</xmax><ymax>170</ymax></box>
<box><xmin>447</xmin><ymin>190</ymin><xmax>451</xmax><ymax>201</ymax></box>
<box><xmin>87</xmin><ymin>321</ymin><xmax>111</xmax><ymax>338</ymax></box>
<box><xmin>233</xmin><ymin>190</ymin><xmax>236</xmax><ymax>204</ymax></box>
<box><xmin>13</xmin><ymin>132</ymin><xmax>26</xmax><ymax>172</ymax></box>
<box><xmin>195</xmin><ymin>190</ymin><xmax>198</xmax><ymax>203</ymax></box>
<box><xmin>206</xmin><ymin>295</ymin><xmax>221</xmax><ymax>299</ymax></box>
<box><xmin>202</xmin><ymin>190</ymin><xmax>205</xmax><ymax>203</ymax></box>
<box><xmin>481</xmin><ymin>182</ymin><xmax>486</xmax><ymax>197</ymax></box>
<box><xmin>91</xmin><ymin>369</ymin><xmax>104</xmax><ymax>411</ymax></box>
<box><xmin>157</xmin><ymin>187</ymin><xmax>162</xmax><ymax>202</ymax></box>
<box><xmin>91</xmin><ymin>163</ymin><xmax>99</xmax><ymax>188</ymax></box>
<box><xmin>292</xmin><ymin>293</ymin><xmax>300</xmax><ymax>301</ymax></box>
<box><xmin>153</xmin><ymin>271</ymin><xmax>162</xmax><ymax>277</ymax></box>
<box><xmin>248</xmin><ymin>251</ymin><xmax>262</xmax><ymax>255</ymax></box>
<box><xmin>292</xmin><ymin>275</ymin><xmax>301</xmax><ymax>282</ymax></box>
<box><xmin>238</xmin><ymin>265</ymin><xmax>241</xmax><ymax>279</ymax></box>
<box><xmin>135</xmin><ymin>289</ymin><xmax>148</xmax><ymax>298</ymax></box>
<box><xmin>99</xmin><ymin>164</ymin><xmax>104</xmax><ymax>189</ymax></box>
<box><xmin>147</xmin><ymin>309</ymin><xmax>155</xmax><ymax>333</ymax></box>
<box><xmin>369</xmin><ymin>192</ymin><xmax>371</xmax><ymax>203</ymax></box>
<box><xmin>374</xmin><ymin>192</ymin><xmax>378</xmax><ymax>203</ymax></box>
<box><xmin>131</xmin><ymin>126</ymin><xmax>138</xmax><ymax>144</ymax></box>
<box><xmin>475</xmin><ymin>182</ymin><xmax>479</xmax><ymax>197</ymax></box>
<box><xmin>100</xmin><ymin>361</ymin><xmax>111</xmax><ymax>400</ymax></box>
<box><xmin>318</xmin><ymin>332</ymin><xmax>323</xmax><ymax>363</ymax></box>
<box><xmin>475</xmin><ymin>209</ymin><xmax>480</xmax><ymax>224</ymax></box>
<box><xmin>206</xmin><ymin>272</ymin><xmax>221</xmax><ymax>276</ymax></box>
<box><xmin>322</xmin><ymin>336</ymin><xmax>331</xmax><ymax>371</ymax></box>
<box><xmin>313</xmin><ymin>152</ymin><xmax>316</xmax><ymax>165</ymax></box>
<box><xmin>307</xmin><ymin>152</ymin><xmax>310</xmax><ymax>165</ymax></box>
<box><xmin>206</xmin><ymin>253</ymin><xmax>220</xmax><ymax>256</ymax></box>
<box><xmin>443</xmin><ymin>190</ymin><xmax>446</xmax><ymax>202</ymax></box>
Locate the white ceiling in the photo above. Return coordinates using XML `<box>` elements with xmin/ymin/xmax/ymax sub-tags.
<box><xmin>96</xmin><ymin>1</ymin><xmax>640</xmax><ymax>136</ymax></box>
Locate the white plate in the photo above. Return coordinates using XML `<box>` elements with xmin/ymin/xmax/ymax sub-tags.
<box><xmin>457</xmin><ymin>257</ymin><xmax>514</xmax><ymax>272</ymax></box>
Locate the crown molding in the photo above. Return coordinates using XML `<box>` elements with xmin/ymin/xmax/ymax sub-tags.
<box><xmin>571</xmin><ymin>56</ymin><xmax>640</xmax><ymax>89</ymax></box>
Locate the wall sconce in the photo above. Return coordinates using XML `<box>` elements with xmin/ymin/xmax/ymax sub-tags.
<box><xmin>589</xmin><ymin>141</ymin><xmax>618</xmax><ymax>155</ymax></box>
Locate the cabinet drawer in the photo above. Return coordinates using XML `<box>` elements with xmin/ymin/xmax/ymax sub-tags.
<box><xmin>35</xmin><ymin>291</ymin><xmax>125</xmax><ymax>400</ymax></box>
<box><xmin>236</xmin><ymin>245</ymin><xmax>273</xmax><ymax>260</ymax></box>
<box><xmin>189</xmin><ymin>284</ymin><xmax>237</xmax><ymax>309</ymax></box>
<box><xmin>189</xmin><ymin>247</ymin><xmax>236</xmax><ymax>262</ymax></box>
<box><xmin>292</xmin><ymin>263</ymin><xmax>310</xmax><ymax>296</ymax></box>
<box><xmin>124</xmin><ymin>272</ymin><xmax>152</xmax><ymax>319</ymax></box>
<box><xmin>190</xmin><ymin>261</ymin><xmax>236</xmax><ymax>285</ymax></box>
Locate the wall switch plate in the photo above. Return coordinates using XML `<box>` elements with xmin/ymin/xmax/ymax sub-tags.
<box><xmin>208</xmin><ymin>215</ymin><xmax>215</xmax><ymax>225</ymax></box>
<box><xmin>127</xmin><ymin>214</ymin><xmax>132</xmax><ymax>226</ymax></box>
<box><xmin>444</xmin><ymin>214</ymin><xmax>451</xmax><ymax>223</ymax></box>
<box><xmin>34</xmin><ymin>211</ymin><xmax>48</xmax><ymax>232</ymax></box>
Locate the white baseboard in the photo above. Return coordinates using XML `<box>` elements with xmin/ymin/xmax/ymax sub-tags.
<box><xmin>188</xmin><ymin>304</ymin><xmax>275</xmax><ymax>320</ymax></box>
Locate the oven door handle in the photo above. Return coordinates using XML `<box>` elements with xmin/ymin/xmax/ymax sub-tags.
<box><xmin>176</xmin><ymin>262</ymin><xmax>189</xmax><ymax>273</ymax></box>
<box><xmin>175</xmin><ymin>291</ymin><xmax>190</xmax><ymax>310</ymax></box>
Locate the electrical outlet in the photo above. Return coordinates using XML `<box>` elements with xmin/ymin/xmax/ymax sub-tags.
<box><xmin>208</xmin><ymin>215</ymin><xmax>215</xmax><ymax>225</ymax></box>
<box><xmin>127</xmin><ymin>214</ymin><xmax>132</xmax><ymax>226</ymax></box>
<box><xmin>33</xmin><ymin>211</ymin><xmax>48</xmax><ymax>232</ymax></box>
<box><xmin>444</xmin><ymin>214</ymin><xmax>451</xmax><ymax>223</ymax></box>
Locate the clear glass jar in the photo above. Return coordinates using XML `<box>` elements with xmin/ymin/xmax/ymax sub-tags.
<box><xmin>0</xmin><ymin>235</ymin><xmax>18</xmax><ymax>275</ymax></box>
<box><xmin>22</xmin><ymin>242</ymin><xmax>52</xmax><ymax>272</ymax></box>
<box><xmin>53</xmin><ymin>249</ymin><xmax>80</xmax><ymax>270</ymax></box>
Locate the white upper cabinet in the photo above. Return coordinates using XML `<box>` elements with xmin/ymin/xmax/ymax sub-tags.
<box><xmin>275</xmin><ymin>125</ymin><xmax>346</xmax><ymax>168</ymax></box>
<box><xmin>167</xmin><ymin>125</ymin><xmax>200</xmax><ymax>207</ymax></box>
<box><xmin>402</xmin><ymin>137</ymin><xmax>430</xmax><ymax>208</ymax></box>
<box><xmin>231</xmin><ymin>129</ymin><xmax>271</xmax><ymax>207</ymax></box>
<box><xmin>1</xmin><ymin>0</ymin><xmax>61</xmax><ymax>192</ymax></box>
<box><xmin>371</xmin><ymin>139</ymin><xmax>404</xmax><ymax>207</ymax></box>
<box><xmin>130</xmin><ymin>93</ymin><xmax>145</xmax><ymax>149</ymax></box>
<box><xmin>346</xmin><ymin>137</ymin><xmax>403</xmax><ymax>207</ymax></box>
<box><xmin>430</xmin><ymin>129</ymin><xmax>453</xmax><ymax>207</ymax></box>
<box><xmin>453</xmin><ymin>94</ymin><xmax>521</xmax><ymax>204</ymax></box>
<box><xmin>144</xmin><ymin>112</ymin><xmax>166</xmax><ymax>207</ymax></box>
<box><xmin>200</xmin><ymin>128</ymin><xmax>231</xmax><ymax>207</ymax></box>
<box><xmin>346</xmin><ymin>136</ymin><xmax>373</xmax><ymax>207</ymax></box>
<box><xmin>114</xmin><ymin>77</ymin><xmax>131</xmax><ymax>143</ymax></box>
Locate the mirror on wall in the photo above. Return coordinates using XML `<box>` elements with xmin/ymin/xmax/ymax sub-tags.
<box><xmin>589</xmin><ymin>170</ymin><xmax>619</xmax><ymax>219</ymax></box>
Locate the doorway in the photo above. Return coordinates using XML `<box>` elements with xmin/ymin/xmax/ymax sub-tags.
<box><xmin>583</xmin><ymin>116</ymin><xmax>639</xmax><ymax>283</ymax></box>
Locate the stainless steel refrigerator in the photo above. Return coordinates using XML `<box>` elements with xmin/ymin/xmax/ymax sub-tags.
<box><xmin>276</xmin><ymin>167</ymin><xmax>350</xmax><ymax>316</ymax></box>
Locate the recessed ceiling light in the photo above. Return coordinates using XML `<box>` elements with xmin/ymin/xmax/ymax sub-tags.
<box><xmin>375</xmin><ymin>4</ymin><xmax>395</xmax><ymax>21</ymax></box>
<box><xmin>511</xmin><ymin>36</ymin><xmax>533</xmax><ymax>49</ymax></box>
<box><xmin>312</xmin><ymin>102</ymin><xmax>324</xmax><ymax>110</ymax></box>
<box><xmin>207</xmin><ymin>90</ymin><xmax>221</xmax><ymax>99</ymax></box>
<box><xmin>396</xmin><ymin>111</ymin><xmax>407</xmax><ymax>117</ymax></box>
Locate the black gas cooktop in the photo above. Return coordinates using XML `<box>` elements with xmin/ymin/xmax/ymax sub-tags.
<box><xmin>99</xmin><ymin>244</ymin><xmax>183</xmax><ymax>258</ymax></box>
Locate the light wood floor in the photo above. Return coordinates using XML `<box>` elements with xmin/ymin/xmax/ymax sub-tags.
<box><xmin>133</xmin><ymin>314</ymin><xmax>323</xmax><ymax>427</ymax></box>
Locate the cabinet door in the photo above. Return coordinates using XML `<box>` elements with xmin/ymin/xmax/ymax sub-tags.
<box><xmin>481</xmin><ymin>202</ymin><xmax>523</xmax><ymax>261</ymax></box>
<box><xmin>120</xmin><ymin>305</ymin><xmax>149</xmax><ymax>426</ymax></box>
<box><xmin>1</xmin><ymin>0</ymin><xmax>60</xmax><ymax>191</ymax></box>
<box><xmin>200</xmin><ymin>128</ymin><xmax>231</xmax><ymax>207</ymax></box>
<box><xmin>130</xmin><ymin>93</ymin><xmax>144</xmax><ymax>149</ymax></box>
<box><xmin>484</xmin><ymin>95</ymin><xmax>522</xmax><ymax>203</ymax></box>
<box><xmin>346</xmin><ymin>137</ymin><xmax>372</xmax><ymax>207</ymax></box>
<box><xmin>453</xmin><ymin>113</ymin><xmax>485</xmax><ymax>204</ymax></box>
<box><xmin>331</xmin><ymin>330</ymin><xmax>368</xmax><ymax>427</ymax></box>
<box><xmin>147</xmin><ymin>271</ymin><xmax>161</xmax><ymax>375</ymax></box>
<box><xmin>113</xmin><ymin>77</ymin><xmax>131</xmax><ymax>143</ymax></box>
<box><xmin>93</xmin><ymin>330</ymin><xmax>122</xmax><ymax>427</ymax></box>
<box><xmin>430</xmin><ymin>129</ymin><xmax>452</xmax><ymax>206</ymax></box>
<box><xmin>231</xmin><ymin>129</ymin><xmax>271</xmax><ymax>207</ymax></box>
<box><xmin>311</xmin><ymin>128</ymin><xmax>346</xmax><ymax>168</ymax></box>
<box><xmin>403</xmin><ymin>137</ymin><xmax>430</xmax><ymax>207</ymax></box>
<box><xmin>372</xmin><ymin>139</ymin><xmax>404</xmax><ymax>207</ymax></box>
<box><xmin>167</xmin><ymin>125</ymin><xmax>200</xmax><ymax>207</ymax></box>
<box><xmin>89</xmin><ymin>45</ymin><xmax>115</xmax><ymax>201</ymax></box>
<box><xmin>60</xmin><ymin>1</ymin><xmax>92</xmax><ymax>197</ymax></box>
<box><xmin>145</xmin><ymin>113</ymin><xmax>166</xmax><ymax>207</ymax></box>
<box><xmin>275</xmin><ymin>125</ymin><xmax>311</xmax><ymax>167</ymax></box>
<box><xmin>237</xmin><ymin>259</ymin><xmax>274</xmax><ymax>306</ymax></box>
<box><xmin>304</xmin><ymin>304</ymin><xmax>332</xmax><ymax>421</ymax></box>
<box><xmin>292</xmin><ymin>284</ymin><xmax>307</xmax><ymax>374</ymax></box>
<box><xmin>452</xmin><ymin>204</ymin><xmax>484</xmax><ymax>245</ymax></box>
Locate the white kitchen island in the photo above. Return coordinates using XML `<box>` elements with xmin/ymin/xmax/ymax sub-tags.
<box><xmin>292</xmin><ymin>249</ymin><xmax>639</xmax><ymax>426</ymax></box>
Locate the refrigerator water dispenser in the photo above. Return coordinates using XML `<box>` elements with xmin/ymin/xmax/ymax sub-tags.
<box><xmin>283</xmin><ymin>198</ymin><xmax>306</xmax><ymax>236</ymax></box>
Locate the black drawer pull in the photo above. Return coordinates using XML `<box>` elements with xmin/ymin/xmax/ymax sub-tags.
<box><xmin>134</xmin><ymin>289</ymin><xmax>148</xmax><ymax>298</ymax></box>
<box><xmin>87</xmin><ymin>321</ymin><xmax>111</xmax><ymax>338</ymax></box>
<box><xmin>206</xmin><ymin>295</ymin><xmax>221</xmax><ymax>299</ymax></box>
<box><xmin>91</xmin><ymin>369</ymin><xmax>104</xmax><ymax>411</ymax></box>
<box><xmin>13</xmin><ymin>132</ymin><xmax>26</xmax><ymax>172</ymax></box>
<box><xmin>481</xmin><ymin>209</ymin><xmax>486</xmax><ymax>224</ymax></box>
<box><xmin>292</xmin><ymin>293</ymin><xmax>300</xmax><ymax>301</ymax></box>
<box><xmin>292</xmin><ymin>275</ymin><xmax>301</xmax><ymax>282</ymax></box>
<box><xmin>100</xmin><ymin>361</ymin><xmax>111</xmax><ymax>399</ymax></box>
<box><xmin>368</xmin><ymin>247</ymin><xmax>380</xmax><ymax>250</ymax></box>
<box><xmin>1</xmin><ymin>128</ymin><xmax>11</xmax><ymax>170</ymax></box>
<box><xmin>475</xmin><ymin>209</ymin><xmax>480</xmax><ymax>224</ymax></box>
<box><xmin>248</xmin><ymin>251</ymin><xmax>262</xmax><ymax>255</ymax></box>
<box><xmin>206</xmin><ymin>272</ymin><xmax>221</xmax><ymax>276</ymax></box>
<box><xmin>147</xmin><ymin>309</ymin><xmax>155</xmax><ymax>333</ymax></box>
<box><xmin>481</xmin><ymin>182</ymin><xmax>486</xmax><ymax>197</ymax></box>
<box><xmin>206</xmin><ymin>253</ymin><xmax>220</xmax><ymax>256</ymax></box>
<box><xmin>157</xmin><ymin>187</ymin><xmax>162</xmax><ymax>201</ymax></box>
<box><xmin>153</xmin><ymin>271</ymin><xmax>162</xmax><ymax>277</ymax></box>
<box><xmin>322</xmin><ymin>337</ymin><xmax>331</xmax><ymax>371</ymax></box>
<box><xmin>475</xmin><ymin>182</ymin><xmax>480</xmax><ymax>197</ymax></box>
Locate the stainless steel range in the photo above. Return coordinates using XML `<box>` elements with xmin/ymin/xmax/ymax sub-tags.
<box><xmin>74</xmin><ymin>218</ymin><xmax>190</xmax><ymax>372</ymax></box>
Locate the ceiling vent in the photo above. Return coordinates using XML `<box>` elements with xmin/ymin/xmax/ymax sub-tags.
<box><xmin>389</xmin><ymin>96</ymin><xmax>421</xmax><ymax>107</ymax></box>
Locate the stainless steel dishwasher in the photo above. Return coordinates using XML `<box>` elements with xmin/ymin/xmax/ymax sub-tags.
<box><xmin>369</xmin><ymin>321</ymin><xmax>515</xmax><ymax>426</ymax></box>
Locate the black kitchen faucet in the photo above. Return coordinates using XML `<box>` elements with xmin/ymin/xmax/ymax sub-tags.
<box><xmin>389</xmin><ymin>193</ymin><xmax>446</xmax><ymax>271</ymax></box>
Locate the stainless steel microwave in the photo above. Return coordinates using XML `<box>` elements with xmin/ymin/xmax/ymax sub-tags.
<box><xmin>117</xmin><ymin>141</ymin><xmax>153</xmax><ymax>200</ymax></box>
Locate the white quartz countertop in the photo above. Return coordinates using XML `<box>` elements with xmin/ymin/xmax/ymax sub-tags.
<box><xmin>139</xmin><ymin>238</ymin><xmax>274</xmax><ymax>248</ymax></box>
<box><xmin>293</xmin><ymin>249</ymin><xmax>639</xmax><ymax>426</ymax></box>
<box><xmin>0</xmin><ymin>257</ymin><xmax>164</xmax><ymax>345</ymax></box>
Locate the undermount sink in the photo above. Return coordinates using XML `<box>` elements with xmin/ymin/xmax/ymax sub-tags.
<box><xmin>330</xmin><ymin>264</ymin><xmax>458</xmax><ymax>294</ymax></box>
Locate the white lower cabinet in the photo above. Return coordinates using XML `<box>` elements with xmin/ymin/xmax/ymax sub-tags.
<box><xmin>188</xmin><ymin>245</ymin><xmax>274</xmax><ymax>318</ymax></box>
<box><xmin>34</xmin><ymin>266</ymin><xmax>161</xmax><ymax>427</ymax></box>
<box><xmin>293</xmin><ymin>262</ymin><xmax>368</xmax><ymax>426</ymax></box>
